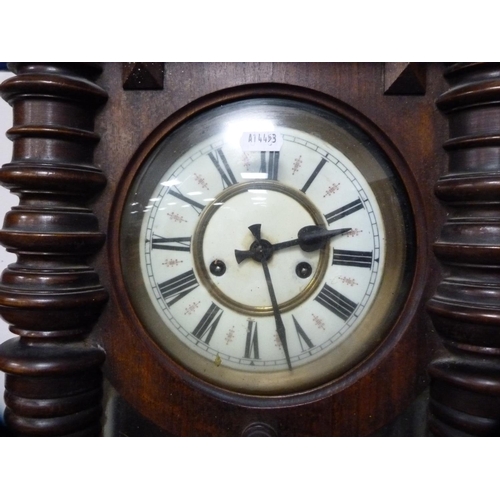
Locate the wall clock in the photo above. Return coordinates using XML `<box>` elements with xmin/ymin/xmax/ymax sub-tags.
<box><xmin>0</xmin><ymin>63</ymin><xmax>498</xmax><ymax>436</ymax></box>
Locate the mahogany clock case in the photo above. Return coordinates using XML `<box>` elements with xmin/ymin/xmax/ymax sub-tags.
<box><xmin>94</xmin><ymin>63</ymin><xmax>447</xmax><ymax>436</ymax></box>
<box><xmin>0</xmin><ymin>62</ymin><xmax>466</xmax><ymax>436</ymax></box>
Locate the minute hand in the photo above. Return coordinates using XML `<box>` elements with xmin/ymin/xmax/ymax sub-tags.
<box><xmin>261</xmin><ymin>258</ymin><xmax>292</xmax><ymax>370</ymax></box>
<box><xmin>247</xmin><ymin>224</ymin><xmax>292</xmax><ymax>370</ymax></box>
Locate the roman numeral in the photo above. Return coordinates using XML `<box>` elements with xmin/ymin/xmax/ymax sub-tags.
<box><xmin>169</xmin><ymin>187</ymin><xmax>205</xmax><ymax>215</ymax></box>
<box><xmin>315</xmin><ymin>283</ymin><xmax>357</xmax><ymax>321</ymax></box>
<box><xmin>244</xmin><ymin>320</ymin><xmax>259</xmax><ymax>360</ymax></box>
<box><xmin>300</xmin><ymin>158</ymin><xmax>327</xmax><ymax>193</ymax></box>
<box><xmin>324</xmin><ymin>199</ymin><xmax>363</xmax><ymax>225</ymax></box>
<box><xmin>192</xmin><ymin>302</ymin><xmax>223</xmax><ymax>345</ymax></box>
<box><xmin>292</xmin><ymin>315</ymin><xmax>314</xmax><ymax>351</ymax></box>
<box><xmin>332</xmin><ymin>249</ymin><xmax>373</xmax><ymax>268</ymax></box>
<box><xmin>158</xmin><ymin>269</ymin><xmax>198</xmax><ymax>306</ymax></box>
<box><xmin>151</xmin><ymin>234</ymin><xmax>191</xmax><ymax>252</ymax></box>
<box><xmin>260</xmin><ymin>151</ymin><xmax>279</xmax><ymax>180</ymax></box>
<box><xmin>208</xmin><ymin>148</ymin><xmax>237</xmax><ymax>188</ymax></box>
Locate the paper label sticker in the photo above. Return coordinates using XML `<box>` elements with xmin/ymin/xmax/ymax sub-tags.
<box><xmin>240</xmin><ymin>132</ymin><xmax>283</xmax><ymax>152</ymax></box>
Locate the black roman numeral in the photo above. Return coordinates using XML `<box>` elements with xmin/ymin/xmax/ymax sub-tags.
<box><xmin>292</xmin><ymin>315</ymin><xmax>314</xmax><ymax>351</ymax></box>
<box><xmin>244</xmin><ymin>320</ymin><xmax>259</xmax><ymax>360</ymax></box>
<box><xmin>158</xmin><ymin>269</ymin><xmax>198</xmax><ymax>306</ymax></box>
<box><xmin>192</xmin><ymin>302</ymin><xmax>223</xmax><ymax>345</ymax></box>
<box><xmin>324</xmin><ymin>199</ymin><xmax>363</xmax><ymax>225</ymax></box>
<box><xmin>208</xmin><ymin>149</ymin><xmax>237</xmax><ymax>188</ymax></box>
<box><xmin>315</xmin><ymin>283</ymin><xmax>357</xmax><ymax>321</ymax></box>
<box><xmin>169</xmin><ymin>188</ymin><xmax>205</xmax><ymax>215</ymax></box>
<box><xmin>260</xmin><ymin>151</ymin><xmax>279</xmax><ymax>180</ymax></box>
<box><xmin>300</xmin><ymin>158</ymin><xmax>327</xmax><ymax>193</ymax></box>
<box><xmin>151</xmin><ymin>234</ymin><xmax>191</xmax><ymax>252</ymax></box>
<box><xmin>332</xmin><ymin>249</ymin><xmax>373</xmax><ymax>268</ymax></box>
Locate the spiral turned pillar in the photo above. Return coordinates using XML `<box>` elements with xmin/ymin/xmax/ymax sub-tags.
<box><xmin>0</xmin><ymin>63</ymin><xmax>108</xmax><ymax>436</ymax></box>
<box><xmin>428</xmin><ymin>63</ymin><xmax>500</xmax><ymax>436</ymax></box>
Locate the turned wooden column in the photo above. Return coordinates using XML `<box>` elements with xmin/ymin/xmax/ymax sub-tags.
<box><xmin>428</xmin><ymin>63</ymin><xmax>500</xmax><ymax>436</ymax></box>
<box><xmin>0</xmin><ymin>63</ymin><xmax>108</xmax><ymax>436</ymax></box>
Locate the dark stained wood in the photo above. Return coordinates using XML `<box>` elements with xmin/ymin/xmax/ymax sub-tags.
<box><xmin>123</xmin><ymin>63</ymin><xmax>164</xmax><ymax>90</ymax></box>
<box><xmin>428</xmin><ymin>63</ymin><xmax>500</xmax><ymax>436</ymax></box>
<box><xmin>4</xmin><ymin>405</ymin><xmax>103</xmax><ymax>436</ymax></box>
<box><xmin>0</xmin><ymin>63</ymin><xmax>108</xmax><ymax>436</ymax></box>
<box><xmin>384</xmin><ymin>63</ymin><xmax>426</xmax><ymax>95</ymax></box>
<box><xmin>88</xmin><ymin>63</ymin><xmax>447</xmax><ymax>436</ymax></box>
<box><xmin>0</xmin><ymin>62</ymin><xmax>455</xmax><ymax>436</ymax></box>
<box><xmin>241</xmin><ymin>422</ymin><xmax>278</xmax><ymax>437</ymax></box>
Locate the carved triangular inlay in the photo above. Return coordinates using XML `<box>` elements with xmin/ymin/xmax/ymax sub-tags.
<box><xmin>123</xmin><ymin>62</ymin><xmax>164</xmax><ymax>90</ymax></box>
<box><xmin>384</xmin><ymin>62</ymin><xmax>426</xmax><ymax>95</ymax></box>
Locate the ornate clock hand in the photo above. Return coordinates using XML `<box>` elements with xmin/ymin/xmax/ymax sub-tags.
<box><xmin>235</xmin><ymin>224</ymin><xmax>274</xmax><ymax>263</ymax></box>
<box><xmin>235</xmin><ymin>225</ymin><xmax>351</xmax><ymax>263</ymax></box>
<box><xmin>245</xmin><ymin>224</ymin><xmax>292</xmax><ymax>370</ymax></box>
<box><xmin>261</xmin><ymin>258</ymin><xmax>292</xmax><ymax>370</ymax></box>
<box><xmin>296</xmin><ymin>225</ymin><xmax>352</xmax><ymax>252</ymax></box>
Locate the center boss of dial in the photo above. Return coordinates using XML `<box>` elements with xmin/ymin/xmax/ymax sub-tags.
<box><xmin>192</xmin><ymin>181</ymin><xmax>329</xmax><ymax>316</ymax></box>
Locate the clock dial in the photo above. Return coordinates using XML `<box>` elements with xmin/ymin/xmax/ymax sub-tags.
<box><xmin>120</xmin><ymin>98</ymin><xmax>410</xmax><ymax>394</ymax></box>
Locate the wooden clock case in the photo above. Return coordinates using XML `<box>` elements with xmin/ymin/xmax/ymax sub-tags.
<box><xmin>0</xmin><ymin>62</ymin><xmax>498</xmax><ymax>436</ymax></box>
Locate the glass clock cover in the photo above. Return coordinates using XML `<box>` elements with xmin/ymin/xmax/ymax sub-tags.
<box><xmin>120</xmin><ymin>98</ymin><xmax>411</xmax><ymax>395</ymax></box>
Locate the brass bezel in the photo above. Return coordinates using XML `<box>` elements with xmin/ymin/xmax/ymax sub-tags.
<box><xmin>192</xmin><ymin>180</ymin><xmax>328</xmax><ymax>316</ymax></box>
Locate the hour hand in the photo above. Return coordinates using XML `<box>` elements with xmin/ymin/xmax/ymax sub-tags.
<box><xmin>296</xmin><ymin>226</ymin><xmax>351</xmax><ymax>252</ymax></box>
<box><xmin>235</xmin><ymin>249</ymin><xmax>254</xmax><ymax>264</ymax></box>
<box><xmin>234</xmin><ymin>224</ymin><xmax>351</xmax><ymax>263</ymax></box>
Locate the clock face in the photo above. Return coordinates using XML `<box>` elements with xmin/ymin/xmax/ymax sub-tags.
<box><xmin>120</xmin><ymin>98</ymin><xmax>411</xmax><ymax>395</ymax></box>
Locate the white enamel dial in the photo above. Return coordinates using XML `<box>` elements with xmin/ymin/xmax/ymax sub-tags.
<box><xmin>121</xmin><ymin>98</ymin><xmax>408</xmax><ymax>394</ymax></box>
